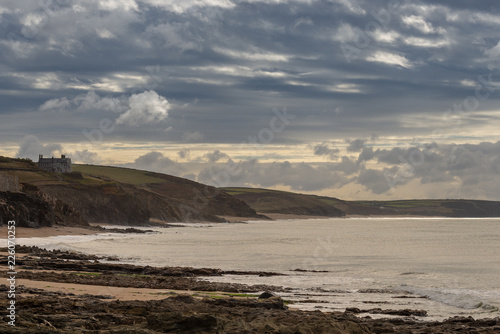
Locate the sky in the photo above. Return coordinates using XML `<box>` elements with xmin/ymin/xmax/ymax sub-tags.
<box><xmin>1</xmin><ymin>0</ymin><xmax>500</xmax><ymax>200</ymax></box>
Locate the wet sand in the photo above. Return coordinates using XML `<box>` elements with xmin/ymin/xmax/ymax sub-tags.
<box><xmin>0</xmin><ymin>226</ymin><xmax>102</xmax><ymax>238</ymax></box>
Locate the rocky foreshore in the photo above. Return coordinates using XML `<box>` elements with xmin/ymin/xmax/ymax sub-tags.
<box><xmin>1</xmin><ymin>246</ymin><xmax>499</xmax><ymax>333</ymax></box>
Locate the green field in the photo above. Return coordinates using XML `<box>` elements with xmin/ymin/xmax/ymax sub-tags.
<box><xmin>13</xmin><ymin>170</ymin><xmax>59</xmax><ymax>183</ymax></box>
<box><xmin>73</xmin><ymin>165</ymin><xmax>167</xmax><ymax>185</ymax></box>
<box><xmin>223</xmin><ymin>187</ymin><xmax>282</xmax><ymax>196</ymax></box>
<box><xmin>222</xmin><ymin>187</ymin><xmax>346</xmax><ymax>216</ymax></box>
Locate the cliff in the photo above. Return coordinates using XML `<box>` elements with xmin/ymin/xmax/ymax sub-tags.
<box><xmin>223</xmin><ymin>187</ymin><xmax>500</xmax><ymax>218</ymax></box>
<box><xmin>222</xmin><ymin>187</ymin><xmax>346</xmax><ymax>217</ymax></box>
<box><xmin>3</xmin><ymin>156</ymin><xmax>499</xmax><ymax>228</ymax></box>
<box><xmin>0</xmin><ymin>157</ymin><xmax>263</xmax><ymax>227</ymax></box>
<box><xmin>0</xmin><ymin>191</ymin><xmax>88</xmax><ymax>228</ymax></box>
<box><xmin>0</xmin><ymin>172</ymin><xmax>22</xmax><ymax>192</ymax></box>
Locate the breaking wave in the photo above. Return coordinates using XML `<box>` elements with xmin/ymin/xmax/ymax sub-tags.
<box><xmin>399</xmin><ymin>285</ymin><xmax>499</xmax><ymax>311</ymax></box>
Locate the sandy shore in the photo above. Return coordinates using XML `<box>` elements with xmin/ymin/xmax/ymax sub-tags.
<box><xmin>1</xmin><ymin>246</ymin><xmax>498</xmax><ymax>333</ymax></box>
<box><xmin>0</xmin><ymin>224</ymin><xmax>158</xmax><ymax>239</ymax></box>
<box><xmin>16</xmin><ymin>279</ymin><xmax>244</xmax><ymax>302</ymax></box>
<box><xmin>0</xmin><ymin>226</ymin><xmax>103</xmax><ymax>238</ymax></box>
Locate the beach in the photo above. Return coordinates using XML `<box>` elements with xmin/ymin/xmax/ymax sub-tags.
<box><xmin>0</xmin><ymin>226</ymin><xmax>101</xmax><ymax>238</ymax></box>
<box><xmin>2</xmin><ymin>218</ymin><xmax>500</xmax><ymax>333</ymax></box>
<box><xmin>1</xmin><ymin>245</ymin><xmax>500</xmax><ymax>333</ymax></box>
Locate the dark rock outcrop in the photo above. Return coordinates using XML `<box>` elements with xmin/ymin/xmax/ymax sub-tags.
<box><xmin>258</xmin><ymin>291</ymin><xmax>275</xmax><ymax>299</ymax></box>
<box><xmin>345</xmin><ymin>307</ymin><xmax>427</xmax><ymax>317</ymax></box>
<box><xmin>1</xmin><ymin>290</ymin><xmax>499</xmax><ymax>333</ymax></box>
<box><xmin>38</xmin><ymin>184</ymin><xmax>151</xmax><ymax>225</ymax></box>
<box><xmin>0</xmin><ymin>191</ymin><xmax>88</xmax><ymax>227</ymax></box>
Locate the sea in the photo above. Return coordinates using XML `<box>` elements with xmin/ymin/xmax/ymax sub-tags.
<box><xmin>11</xmin><ymin>217</ymin><xmax>500</xmax><ymax>321</ymax></box>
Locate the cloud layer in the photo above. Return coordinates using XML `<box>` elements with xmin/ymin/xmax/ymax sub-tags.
<box><xmin>115</xmin><ymin>140</ymin><xmax>500</xmax><ymax>200</ymax></box>
<box><xmin>2</xmin><ymin>0</ymin><xmax>500</xmax><ymax>144</ymax></box>
<box><xmin>3</xmin><ymin>1</ymin><xmax>500</xmax><ymax>200</ymax></box>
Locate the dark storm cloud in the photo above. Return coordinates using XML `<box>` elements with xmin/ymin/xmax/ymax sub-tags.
<box><xmin>2</xmin><ymin>0</ymin><xmax>500</xmax><ymax>144</ymax></box>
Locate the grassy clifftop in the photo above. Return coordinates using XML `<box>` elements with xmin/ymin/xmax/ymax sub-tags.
<box><xmin>222</xmin><ymin>187</ymin><xmax>346</xmax><ymax>217</ymax></box>
<box><xmin>223</xmin><ymin>187</ymin><xmax>500</xmax><ymax>218</ymax></box>
<box><xmin>72</xmin><ymin>165</ymin><xmax>167</xmax><ymax>185</ymax></box>
<box><xmin>350</xmin><ymin>199</ymin><xmax>500</xmax><ymax>217</ymax></box>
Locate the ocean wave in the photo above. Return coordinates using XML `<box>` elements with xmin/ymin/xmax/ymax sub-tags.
<box><xmin>398</xmin><ymin>285</ymin><xmax>498</xmax><ymax>311</ymax></box>
<box><xmin>13</xmin><ymin>232</ymin><xmax>134</xmax><ymax>250</ymax></box>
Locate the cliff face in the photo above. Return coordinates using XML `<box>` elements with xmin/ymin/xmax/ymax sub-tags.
<box><xmin>0</xmin><ymin>173</ymin><xmax>21</xmax><ymax>192</ymax></box>
<box><xmin>0</xmin><ymin>158</ymin><xmax>263</xmax><ymax>226</ymax></box>
<box><xmin>144</xmin><ymin>175</ymin><xmax>264</xmax><ymax>220</ymax></box>
<box><xmin>0</xmin><ymin>191</ymin><xmax>88</xmax><ymax>228</ymax></box>
<box><xmin>37</xmin><ymin>176</ymin><xmax>263</xmax><ymax>225</ymax></box>
<box><xmin>38</xmin><ymin>184</ymin><xmax>151</xmax><ymax>225</ymax></box>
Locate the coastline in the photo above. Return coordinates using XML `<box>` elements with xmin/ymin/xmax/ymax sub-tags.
<box><xmin>0</xmin><ymin>226</ymin><xmax>103</xmax><ymax>238</ymax></box>
<box><xmin>0</xmin><ymin>215</ymin><xmax>330</xmax><ymax>239</ymax></box>
<box><xmin>5</xmin><ymin>214</ymin><xmax>496</xmax><ymax>239</ymax></box>
<box><xmin>1</xmin><ymin>246</ymin><xmax>498</xmax><ymax>333</ymax></box>
<box><xmin>219</xmin><ymin>213</ymin><xmax>334</xmax><ymax>222</ymax></box>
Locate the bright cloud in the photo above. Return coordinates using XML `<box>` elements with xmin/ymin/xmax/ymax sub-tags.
<box><xmin>116</xmin><ymin>91</ymin><xmax>170</xmax><ymax>126</ymax></box>
<box><xmin>366</xmin><ymin>51</ymin><xmax>413</xmax><ymax>68</ymax></box>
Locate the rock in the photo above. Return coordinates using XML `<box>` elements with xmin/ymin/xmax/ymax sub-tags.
<box><xmin>171</xmin><ymin>294</ymin><xmax>195</xmax><ymax>304</ymax></box>
<box><xmin>3</xmin><ymin>245</ymin><xmax>499</xmax><ymax>334</ymax></box>
<box><xmin>259</xmin><ymin>291</ymin><xmax>275</xmax><ymax>299</ymax></box>
<box><xmin>266</xmin><ymin>296</ymin><xmax>287</xmax><ymax>310</ymax></box>
<box><xmin>208</xmin><ymin>295</ymin><xmax>287</xmax><ymax>310</ymax></box>
<box><xmin>445</xmin><ymin>316</ymin><xmax>475</xmax><ymax>323</ymax></box>
<box><xmin>345</xmin><ymin>307</ymin><xmax>362</xmax><ymax>313</ymax></box>
<box><xmin>370</xmin><ymin>308</ymin><xmax>427</xmax><ymax>317</ymax></box>
<box><xmin>147</xmin><ymin>313</ymin><xmax>218</xmax><ymax>332</ymax></box>
<box><xmin>345</xmin><ymin>307</ymin><xmax>427</xmax><ymax>317</ymax></box>
<box><xmin>0</xmin><ymin>191</ymin><xmax>88</xmax><ymax>227</ymax></box>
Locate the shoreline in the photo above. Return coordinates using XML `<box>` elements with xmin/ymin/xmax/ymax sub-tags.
<box><xmin>3</xmin><ymin>214</ymin><xmax>499</xmax><ymax>239</ymax></box>
<box><xmin>0</xmin><ymin>226</ymin><xmax>104</xmax><ymax>239</ymax></box>
<box><xmin>2</xmin><ymin>215</ymin><xmax>329</xmax><ymax>239</ymax></box>
<box><xmin>0</xmin><ymin>224</ymin><xmax>158</xmax><ymax>240</ymax></box>
<box><xmin>1</xmin><ymin>246</ymin><xmax>498</xmax><ymax>333</ymax></box>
